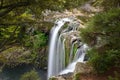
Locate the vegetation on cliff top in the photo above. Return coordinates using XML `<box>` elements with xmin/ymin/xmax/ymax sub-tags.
<box><xmin>80</xmin><ymin>0</ymin><xmax>120</xmax><ymax>79</ymax></box>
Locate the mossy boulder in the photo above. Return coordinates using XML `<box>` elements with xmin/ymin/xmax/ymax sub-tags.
<box><xmin>74</xmin><ymin>62</ymin><xmax>93</xmax><ymax>74</ymax></box>
<box><xmin>73</xmin><ymin>73</ymin><xmax>81</xmax><ymax>80</ymax></box>
<box><xmin>49</xmin><ymin>77</ymin><xmax>58</xmax><ymax>80</ymax></box>
<box><xmin>0</xmin><ymin>46</ymin><xmax>32</xmax><ymax>68</ymax></box>
<box><xmin>20</xmin><ymin>70</ymin><xmax>41</xmax><ymax>80</ymax></box>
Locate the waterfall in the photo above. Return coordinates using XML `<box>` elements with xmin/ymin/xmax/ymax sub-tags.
<box><xmin>56</xmin><ymin>34</ymin><xmax>66</xmax><ymax>74</ymax></box>
<box><xmin>60</xmin><ymin>44</ymin><xmax>88</xmax><ymax>75</ymax></box>
<box><xmin>48</xmin><ymin>18</ymin><xmax>72</xmax><ymax>78</ymax></box>
<box><xmin>48</xmin><ymin>18</ymin><xmax>88</xmax><ymax>79</ymax></box>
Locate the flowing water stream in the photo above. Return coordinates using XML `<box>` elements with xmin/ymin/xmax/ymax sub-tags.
<box><xmin>48</xmin><ymin>18</ymin><xmax>72</xmax><ymax>78</ymax></box>
<box><xmin>48</xmin><ymin>18</ymin><xmax>88</xmax><ymax>79</ymax></box>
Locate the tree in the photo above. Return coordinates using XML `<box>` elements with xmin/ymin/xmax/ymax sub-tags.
<box><xmin>0</xmin><ymin>0</ymin><xmax>88</xmax><ymax>50</ymax></box>
<box><xmin>80</xmin><ymin>7</ymin><xmax>120</xmax><ymax>73</ymax></box>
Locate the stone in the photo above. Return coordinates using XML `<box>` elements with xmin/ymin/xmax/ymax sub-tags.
<box><xmin>74</xmin><ymin>62</ymin><xmax>93</xmax><ymax>75</ymax></box>
<box><xmin>49</xmin><ymin>76</ymin><xmax>65</xmax><ymax>80</ymax></box>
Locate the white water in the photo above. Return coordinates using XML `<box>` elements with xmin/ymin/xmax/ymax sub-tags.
<box><xmin>60</xmin><ymin>44</ymin><xmax>88</xmax><ymax>75</ymax></box>
<box><xmin>48</xmin><ymin>18</ymin><xmax>72</xmax><ymax>78</ymax></box>
<box><xmin>48</xmin><ymin>18</ymin><xmax>88</xmax><ymax>79</ymax></box>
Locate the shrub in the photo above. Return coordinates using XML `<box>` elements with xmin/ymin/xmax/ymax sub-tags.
<box><xmin>81</xmin><ymin>8</ymin><xmax>120</xmax><ymax>47</ymax></box>
<box><xmin>20</xmin><ymin>70</ymin><xmax>40</xmax><ymax>80</ymax></box>
<box><xmin>33</xmin><ymin>32</ymin><xmax>47</xmax><ymax>51</ymax></box>
<box><xmin>88</xmin><ymin>49</ymin><xmax>120</xmax><ymax>73</ymax></box>
<box><xmin>80</xmin><ymin>8</ymin><xmax>120</xmax><ymax>73</ymax></box>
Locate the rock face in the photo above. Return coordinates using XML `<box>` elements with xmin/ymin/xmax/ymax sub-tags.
<box><xmin>50</xmin><ymin>75</ymin><xmax>72</xmax><ymax>80</ymax></box>
<box><xmin>59</xmin><ymin>73</ymin><xmax>73</xmax><ymax>80</ymax></box>
<box><xmin>74</xmin><ymin>62</ymin><xmax>93</xmax><ymax>74</ymax></box>
<box><xmin>49</xmin><ymin>62</ymin><xmax>93</xmax><ymax>80</ymax></box>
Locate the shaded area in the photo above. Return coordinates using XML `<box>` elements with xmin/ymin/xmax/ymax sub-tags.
<box><xmin>0</xmin><ymin>64</ymin><xmax>47</xmax><ymax>80</ymax></box>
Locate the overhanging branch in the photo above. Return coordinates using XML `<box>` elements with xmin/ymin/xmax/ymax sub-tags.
<box><xmin>0</xmin><ymin>1</ymin><xmax>30</xmax><ymax>17</ymax></box>
<box><xmin>0</xmin><ymin>1</ymin><xmax>30</xmax><ymax>9</ymax></box>
<box><xmin>0</xmin><ymin>20</ymin><xmax>50</xmax><ymax>26</ymax></box>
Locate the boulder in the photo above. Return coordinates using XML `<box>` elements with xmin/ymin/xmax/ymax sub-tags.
<box><xmin>74</xmin><ymin>62</ymin><xmax>93</xmax><ymax>75</ymax></box>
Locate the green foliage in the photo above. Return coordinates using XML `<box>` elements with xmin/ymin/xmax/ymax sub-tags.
<box><xmin>93</xmin><ymin>0</ymin><xmax>120</xmax><ymax>10</ymax></box>
<box><xmin>0</xmin><ymin>46</ymin><xmax>34</xmax><ymax>68</ymax></box>
<box><xmin>49</xmin><ymin>77</ymin><xmax>57</xmax><ymax>80</ymax></box>
<box><xmin>0</xmin><ymin>26</ymin><xmax>20</xmax><ymax>46</ymax></box>
<box><xmin>23</xmin><ymin>35</ymin><xmax>32</xmax><ymax>47</ymax></box>
<box><xmin>23</xmin><ymin>31</ymin><xmax>48</xmax><ymax>68</ymax></box>
<box><xmin>81</xmin><ymin>8</ymin><xmax>120</xmax><ymax>73</ymax></box>
<box><xmin>20</xmin><ymin>70</ymin><xmax>40</xmax><ymax>80</ymax></box>
<box><xmin>73</xmin><ymin>73</ymin><xmax>81</xmax><ymax>80</ymax></box>
<box><xmin>33</xmin><ymin>32</ymin><xmax>47</xmax><ymax>50</ymax></box>
<box><xmin>0</xmin><ymin>0</ymin><xmax>89</xmax><ymax>50</ymax></box>
<box><xmin>108</xmin><ymin>71</ymin><xmax>120</xmax><ymax>80</ymax></box>
<box><xmin>88</xmin><ymin>49</ymin><xmax>120</xmax><ymax>73</ymax></box>
<box><xmin>90</xmin><ymin>44</ymin><xmax>120</xmax><ymax>73</ymax></box>
<box><xmin>72</xmin><ymin>44</ymin><xmax>78</xmax><ymax>61</ymax></box>
<box><xmin>0</xmin><ymin>26</ymin><xmax>48</xmax><ymax>68</ymax></box>
<box><xmin>81</xmin><ymin>8</ymin><xmax>120</xmax><ymax>48</ymax></box>
<box><xmin>23</xmin><ymin>30</ymin><xmax>47</xmax><ymax>49</ymax></box>
<box><xmin>63</xmin><ymin>0</ymin><xmax>89</xmax><ymax>9</ymax></box>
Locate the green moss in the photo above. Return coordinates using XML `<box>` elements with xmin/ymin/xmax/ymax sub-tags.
<box><xmin>73</xmin><ymin>73</ymin><xmax>81</xmax><ymax>80</ymax></box>
<box><xmin>20</xmin><ymin>70</ymin><xmax>41</xmax><ymax>80</ymax></box>
<box><xmin>0</xmin><ymin>46</ymin><xmax>34</xmax><ymax>68</ymax></box>
<box><xmin>77</xmin><ymin>16</ymin><xmax>89</xmax><ymax>23</ymax></box>
<box><xmin>49</xmin><ymin>77</ymin><xmax>57</xmax><ymax>80</ymax></box>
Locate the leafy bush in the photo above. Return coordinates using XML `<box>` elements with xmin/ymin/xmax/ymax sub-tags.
<box><xmin>20</xmin><ymin>70</ymin><xmax>40</xmax><ymax>80</ymax></box>
<box><xmin>33</xmin><ymin>32</ymin><xmax>47</xmax><ymax>50</ymax></box>
<box><xmin>88</xmin><ymin>49</ymin><xmax>120</xmax><ymax>73</ymax></box>
<box><xmin>23</xmin><ymin>31</ymin><xmax>47</xmax><ymax>48</ymax></box>
<box><xmin>81</xmin><ymin>8</ymin><xmax>120</xmax><ymax>73</ymax></box>
<box><xmin>81</xmin><ymin>8</ymin><xmax>120</xmax><ymax>48</ymax></box>
<box><xmin>87</xmin><ymin>49</ymin><xmax>109</xmax><ymax>73</ymax></box>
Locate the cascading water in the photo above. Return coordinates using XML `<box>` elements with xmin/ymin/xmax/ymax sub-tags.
<box><xmin>60</xmin><ymin>44</ymin><xmax>88</xmax><ymax>75</ymax></box>
<box><xmin>48</xmin><ymin>18</ymin><xmax>88</xmax><ymax>79</ymax></box>
<box><xmin>48</xmin><ymin>18</ymin><xmax>72</xmax><ymax>78</ymax></box>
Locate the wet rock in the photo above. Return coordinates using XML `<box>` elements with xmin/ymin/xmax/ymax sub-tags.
<box><xmin>49</xmin><ymin>72</ymin><xmax>73</xmax><ymax>80</ymax></box>
<box><xmin>59</xmin><ymin>72</ymin><xmax>73</xmax><ymax>80</ymax></box>
<box><xmin>74</xmin><ymin>62</ymin><xmax>93</xmax><ymax>75</ymax></box>
<box><xmin>49</xmin><ymin>62</ymin><xmax>93</xmax><ymax>80</ymax></box>
<box><xmin>49</xmin><ymin>76</ymin><xmax>65</xmax><ymax>80</ymax></box>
